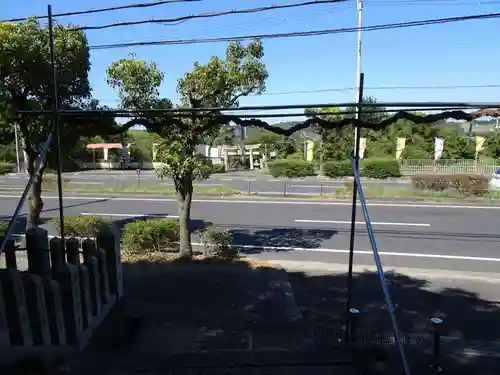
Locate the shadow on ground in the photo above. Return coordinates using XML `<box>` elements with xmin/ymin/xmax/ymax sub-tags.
<box><xmin>224</xmin><ymin>226</ymin><xmax>337</xmax><ymax>254</ymax></box>
<box><xmin>75</xmin><ymin>258</ymin><xmax>500</xmax><ymax>374</ymax></box>
<box><xmin>290</xmin><ymin>270</ymin><xmax>500</xmax><ymax>341</ymax></box>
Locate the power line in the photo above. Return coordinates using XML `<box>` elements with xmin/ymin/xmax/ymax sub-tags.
<box><xmin>71</xmin><ymin>0</ymin><xmax>346</xmax><ymax>31</ymax></box>
<box><xmin>89</xmin><ymin>11</ymin><xmax>500</xmax><ymax>50</ymax></box>
<box><xmin>97</xmin><ymin>84</ymin><xmax>500</xmax><ymax>103</ymax></box>
<box><xmin>1</xmin><ymin>0</ymin><xmax>200</xmax><ymax>23</ymax></box>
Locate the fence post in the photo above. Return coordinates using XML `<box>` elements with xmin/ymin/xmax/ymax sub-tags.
<box><xmin>46</xmin><ymin>238</ymin><xmax>66</xmax><ymax>345</ymax></box>
<box><xmin>95</xmin><ymin>247</ymin><xmax>110</xmax><ymax>305</ymax></box>
<box><xmin>97</xmin><ymin>229</ymin><xmax>123</xmax><ymax>298</ymax></box>
<box><xmin>25</xmin><ymin>227</ymin><xmax>50</xmax><ymax>274</ymax></box>
<box><xmin>3</xmin><ymin>239</ymin><xmax>17</xmax><ymax>269</ymax></box>
<box><xmin>82</xmin><ymin>239</ymin><xmax>102</xmax><ymax>317</ymax></box>
<box><xmin>67</xmin><ymin>238</ymin><xmax>92</xmax><ymax>330</ymax></box>
<box><xmin>53</xmin><ymin>253</ymin><xmax>83</xmax><ymax>345</ymax></box>
<box><xmin>0</xmin><ymin>268</ymin><xmax>33</xmax><ymax>345</ymax></box>
<box><xmin>0</xmin><ymin>278</ymin><xmax>9</xmax><ymax>347</ymax></box>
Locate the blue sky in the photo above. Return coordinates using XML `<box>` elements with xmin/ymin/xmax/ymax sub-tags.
<box><xmin>2</xmin><ymin>0</ymin><xmax>500</xmax><ymax>119</ymax></box>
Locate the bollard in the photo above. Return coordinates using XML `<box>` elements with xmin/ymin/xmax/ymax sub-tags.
<box><xmin>248</xmin><ymin>180</ymin><xmax>251</xmax><ymax>195</ymax></box>
<box><xmin>320</xmin><ymin>183</ymin><xmax>323</xmax><ymax>198</ymax></box>
<box><xmin>347</xmin><ymin>308</ymin><xmax>360</xmax><ymax>342</ymax></box>
<box><xmin>283</xmin><ymin>179</ymin><xmax>287</xmax><ymax>197</ymax></box>
<box><xmin>430</xmin><ymin>317</ymin><xmax>443</xmax><ymax>373</ymax></box>
<box><xmin>136</xmin><ymin>168</ymin><xmax>141</xmax><ymax>187</ymax></box>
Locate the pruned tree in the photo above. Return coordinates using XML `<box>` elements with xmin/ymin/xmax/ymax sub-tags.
<box><xmin>0</xmin><ymin>19</ymin><xmax>115</xmax><ymax>227</ymax></box>
<box><xmin>106</xmin><ymin>40</ymin><xmax>267</xmax><ymax>257</ymax></box>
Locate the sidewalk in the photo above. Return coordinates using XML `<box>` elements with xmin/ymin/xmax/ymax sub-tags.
<box><xmin>275</xmin><ymin>259</ymin><xmax>500</xmax><ymax>342</ymax></box>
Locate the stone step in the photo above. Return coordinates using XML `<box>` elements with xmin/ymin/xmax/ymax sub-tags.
<box><xmin>99</xmin><ymin>348</ymin><xmax>360</xmax><ymax>375</ymax></box>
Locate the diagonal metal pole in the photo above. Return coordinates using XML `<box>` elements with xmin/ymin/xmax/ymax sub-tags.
<box><xmin>344</xmin><ymin>72</ymin><xmax>364</xmax><ymax>342</ymax></box>
<box><xmin>48</xmin><ymin>4</ymin><xmax>66</xmax><ymax>251</ymax></box>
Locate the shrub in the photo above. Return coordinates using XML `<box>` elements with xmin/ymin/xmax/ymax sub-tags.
<box><xmin>267</xmin><ymin>159</ymin><xmax>316</xmax><ymax>178</ymax></box>
<box><xmin>122</xmin><ymin>218</ymin><xmax>180</xmax><ymax>254</ymax></box>
<box><xmin>42</xmin><ymin>174</ymin><xmax>71</xmax><ymax>184</ymax></box>
<box><xmin>0</xmin><ymin>162</ymin><xmax>13</xmax><ymax>175</ymax></box>
<box><xmin>198</xmin><ymin>225</ymin><xmax>238</xmax><ymax>260</ymax></box>
<box><xmin>411</xmin><ymin>173</ymin><xmax>490</xmax><ymax>196</ymax></box>
<box><xmin>323</xmin><ymin>160</ymin><xmax>352</xmax><ymax>178</ymax></box>
<box><xmin>360</xmin><ymin>159</ymin><xmax>401</xmax><ymax>179</ymax></box>
<box><xmin>0</xmin><ymin>220</ymin><xmax>8</xmax><ymax>238</ymax></box>
<box><xmin>51</xmin><ymin>216</ymin><xmax>113</xmax><ymax>237</ymax></box>
<box><xmin>211</xmin><ymin>163</ymin><xmax>226</xmax><ymax>173</ymax></box>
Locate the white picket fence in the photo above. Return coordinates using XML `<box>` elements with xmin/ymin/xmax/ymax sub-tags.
<box><xmin>398</xmin><ymin>159</ymin><xmax>497</xmax><ymax>176</ymax></box>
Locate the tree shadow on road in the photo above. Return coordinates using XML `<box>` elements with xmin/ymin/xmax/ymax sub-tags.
<box><xmin>226</xmin><ymin>226</ymin><xmax>337</xmax><ymax>255</ymax></box>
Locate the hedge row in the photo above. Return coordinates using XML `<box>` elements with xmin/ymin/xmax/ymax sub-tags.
<box><xmin>0</xmin><ymin>162</ymin><xmax>13</xmax><ymax>175</ymax></box>
<box><xmin>267</xmin><ymin>159</ymin><xmax>316</xmax><ymax>178</ymax></box>
<box><xmin>268</xmin><ymin>158</ymin><xmax>401</xmax><ymax>179</ymax></box>
<box><xmin>411</xmin><ymin>173</ymin><xmax>489</xmax><ymax>196</ymax></box>
<box><xmin>51</xmin><ymin>216</ymin><xmax>237</xmax><ymax>259</ymax></box>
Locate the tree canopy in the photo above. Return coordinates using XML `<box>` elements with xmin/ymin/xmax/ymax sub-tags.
<box><xmin>0</xmin><ymin>19</ymin><xmax>117</xmax><ymax>226</ymax></box>
<box><xmin>106</xmin><ymin>40</ymin><xmax>269</xmax><ymax>257</ymax></box>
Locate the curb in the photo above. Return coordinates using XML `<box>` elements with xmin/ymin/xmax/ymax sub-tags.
<box><xmin>269</xmin><ymin>276</ymin><xmax>303</xmax><ymax>323</ymax></box>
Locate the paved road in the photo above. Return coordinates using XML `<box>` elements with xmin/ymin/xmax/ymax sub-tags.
<box><xmin>1</xmin><ymin>193</ymin><xmax>499</xmax><ymax>274</ymax></box>
<box><xmin>0</xmin><ymin>170</ymin><xmax>410</xmax><ymax>195</ymax></box>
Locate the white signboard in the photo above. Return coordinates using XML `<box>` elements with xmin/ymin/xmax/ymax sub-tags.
<box><xmin>434</xmin><ymin>137</ymin><xmax>444</xmax><ymax>161</ymax></box>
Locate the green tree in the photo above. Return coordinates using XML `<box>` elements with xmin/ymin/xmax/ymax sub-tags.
<box><xmin>107</xmin><ymin>53</ymin><xmax>164</xmax><ymax>110</ymax></box>
<box><xmin>107</xmin><ymin>40</ymin><xmax>268</xmax><ymax>257</ymax></box>
<box><xmin>480</xmin><ymin>131</ymin><xmax>500</xmax><ymax>160</ymax></box>
<box><xmin>439</xmin><ymin>127</ymin><xmax>475</xmax><ymax>159</ymax></box>
<box><xmin>0</xmin><ymin>19</ymin><xmax>93</xmax><ymax>227</ymax></box>
<box><xmin>304</xmin><ymin>107</ymin><xmax>341</xmax><ymax>174</ymax></box>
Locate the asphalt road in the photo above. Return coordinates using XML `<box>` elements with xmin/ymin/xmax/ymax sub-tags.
<box><xmin>1</xmin><ymin>193</ymin><xmax>499</xmax><ymax>274</ymax></box>
<box><xmin>0</xmin><ymin>170</ymin><xmax>410</xmax><ymax>195</ymax></box>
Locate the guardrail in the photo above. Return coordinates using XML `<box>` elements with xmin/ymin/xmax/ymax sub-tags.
<box><xmin>350</xmin><ymin>153</ymin><xmax>411</xmax><ymax>375</ymax></box>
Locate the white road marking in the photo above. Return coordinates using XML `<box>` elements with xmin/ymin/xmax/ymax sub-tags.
<box><xmin>289</xmin><ymin>184</ymin><xmax>342</xmax><ymax>188</ymax></box>
<box><xmin>295</xmin><ymin>219</ymin><xmax>431</xmax><ymax>227</ymax></box>
<box><xmin>81</xmin><ymin>212</ymin><xmax>179</xmax><ymax>218</ymax></box>
<box><xmin>190</xmin><ymin>243</ymin><xmax>500</xmax><ymax>263</ymax></box>
<box><xmin>219</xmin><ymin>178</ymin><xmax>233</xmax><ymax>181</ymax></box>
<box><xmin>68</xmin><ymin>181</ymin><xmax>104</xmax><ymax>185</ymax></box>
<box><xmin>0</xmin><ymin>194</ymin><xmax>498</xmax><ymax>210</ymax></box>
<box><xmin>7</xmin><ymin>233</ymin><xmax>499</xmax><ymax>263</ymax></box>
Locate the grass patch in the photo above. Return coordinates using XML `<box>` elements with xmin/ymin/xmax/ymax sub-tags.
<box><xmin>42</xmin><ymin>182</ymin><xmax>240</xmax><ymax>196</ymax></box>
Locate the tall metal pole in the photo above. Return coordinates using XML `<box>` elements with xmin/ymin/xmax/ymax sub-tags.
<box><xmin>353</xmin><ymin>0</ymin><xmax>363</xmax><ymax>146</ymax></box>
<box><xmin>14</xmin><ymin>124</ymin><xmax>20</xmax><ymax>173</ymax></box>
<box><xmin>48</xmin><ymin>5</ymin><xmax>66</xmax><ymax>246</ymax></box>
<box><xmin>345</xmin><ymin>72</ymin><xmax>364</xmax><ymax>342</ymax></box>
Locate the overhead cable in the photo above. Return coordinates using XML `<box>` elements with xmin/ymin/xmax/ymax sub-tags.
<box><xmin>71</xmin><ymin>0</ymin><xmax>346</xmax><ymax>31</ymax></box>
<box><xmin>89</xmin><ymin>11</ymin><xmax>500</xmax><ymax>49</ymax></box>
<box><xmin>2</xmin><ymin>0</ymin><xmax>200</xmax><ymax>23</ymax></box>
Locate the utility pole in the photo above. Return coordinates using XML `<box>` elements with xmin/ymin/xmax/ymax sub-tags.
<box><xmin>354</xmin><ymin>0</ymin><xmax>363</xmax><ymax>144</ymax></box>
<box><xmin>14</xmin><ymin>123</ymin><xmax>20</xmax><ymax>173</ymax></box>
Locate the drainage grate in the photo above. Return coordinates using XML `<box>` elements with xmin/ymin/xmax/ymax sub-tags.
<box><xmin>313</xmin><ymin>325</ymin><xmax>500</xmax><ymax>358</ymax></box>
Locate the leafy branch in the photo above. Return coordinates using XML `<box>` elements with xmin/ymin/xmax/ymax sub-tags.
<box><xmin>115</xmin><ymin>108</ymin><xmax>500</xmax><ymax>136</ymax></box>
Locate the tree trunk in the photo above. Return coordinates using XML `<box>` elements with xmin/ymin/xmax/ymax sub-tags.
<box><xmin>176</xmin><ymin>177</ymin><xmax>193</xmax><ymax>258</ymax></box>
<box><xmin>26</xmin><ymin>151</ymin><xmax>44</xmax><ymax>229</ymax></box>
